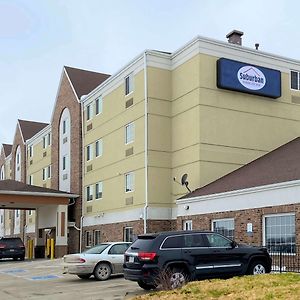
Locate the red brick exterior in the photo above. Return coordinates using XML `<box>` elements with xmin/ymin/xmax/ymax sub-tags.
<box><xmin>51</xmin><ymin>70</ymin><xmax>83</xmax><ymax>254</ymax></box>
<box><xmin>177</xmin><ymin>203</ymin><xmax>300</xmax><ymax>246</ymax></box>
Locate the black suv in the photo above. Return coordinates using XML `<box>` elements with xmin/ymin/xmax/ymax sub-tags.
<box><xmin>123</xmin><ymin>231</ymin><xmax>272</xmax><ymax>290</ymax></box>
<box><xmin>0</xmin><ymin>237</ymin><xmax>25</xmax><ymax>261</ymax></box>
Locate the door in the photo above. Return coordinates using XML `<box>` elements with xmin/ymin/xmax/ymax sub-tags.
<box><xmin>108</xmin><ymin>243</ymin><xmax>130</xmax><ymax>273</ymax></box>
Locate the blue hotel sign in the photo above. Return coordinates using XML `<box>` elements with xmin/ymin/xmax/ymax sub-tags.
<box><xmin>217</xmin><ymin>58</ymin><xmax>281</xmax><ymax>98</ymax></box>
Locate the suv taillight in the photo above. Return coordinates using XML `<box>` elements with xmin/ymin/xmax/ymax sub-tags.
<box><xmin>138</xmin><ymin>252</ymin><xmax>157</xmax><ymax>261</ymax></box>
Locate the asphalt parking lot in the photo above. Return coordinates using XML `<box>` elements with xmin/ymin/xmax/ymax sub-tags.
<box><xmin>0</xmin><ymin>258</ymin><xmax>147</xmax><ymax>300</ymax></box>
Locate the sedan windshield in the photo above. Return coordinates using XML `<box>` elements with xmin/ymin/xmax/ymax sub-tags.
<box><xmin>83</xmin><ymin>244</ymin><xmax>109</xmax><ymax>254</ymax></box>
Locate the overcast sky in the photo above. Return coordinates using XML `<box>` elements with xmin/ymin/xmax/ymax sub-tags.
<box><xmin>0</xmin><ymin>0</ymin><xmax>299</xmax><ymax>144</ymax></box>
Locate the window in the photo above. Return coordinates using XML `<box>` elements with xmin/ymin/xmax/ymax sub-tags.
<box><xmin>15</xmin><ymin>210</ymin><xmax>20</xmax><ymax>218</ymax></box>
<box><xmin>28</xmin><ymin>210</ymin><xmax>32</xmax><ymax>216</ymax></box>
<box><xmin>264</xmin><ymin>213</ymin><xmax>295</xmax><ymax>253</ymax></box>
<box><xmin>42</xmin><ymin>168</ymin><xmax>46</xmax><ymax>181</ymax></box>
<box><xmin>86</xmin><ymin>185</ymin><xmax>93</xmax><ymax>201</ymax></box>
<box><xmin>28</xmin><ymin>175</ymin><xmax>33</xmax><ymax>185</ymax></box>
<box><xmin>125</xmin><ymin>123</ymin><xmax>134</xmax><ymax>144</ymax></box>
<box><xmin>86</xmin><ymin>104</ymin><xmax>92</xmax><ymax>121</ymax></box>
<box><xmin>125</xmin><ymin>74</ymin><xmax>133</xmax><ymax>95</ymax></box>
<box><xmin>125</xmin><ymin>172</ymin><xmax>134</xmax><ymax>192</ymax></box>
<box><xmin>95</xmin><ymin>97</ymin><xmax>102</xmax><ymax>115</ymax></box>
<box><xmin>62</xmin><ymin>156</ymin><xmax>67</xmax><ymax>171</ymax></box>
<box><xmin>206</xmin><ymin>233</ymin><xmax>232</xmax><ymax>248</ymax></box>
<box><xmin>109</xmin><ymin>243</ymin><xmax>129</xmax><ymax>254</ymax></box>
<box><xmin>183</xmin><ymin>220</ymin><xmax>193</xmax><ymax>231</ymax></box>
<box><xmin>184</xmin><ymin>234</ymin><xmax>205</xmax><ymax>248</ymax></box>
<box><xmin>29</xmin><ymin>145</ymin><xmax>33</xmax><ymax>157</ymax></box>
<box><xmin>124</xmin><ymin>227</ymin><xmax>133</xmax><ymax>242</ymax></box>
<box><xmin>95</xmin><ymin>139</ymin><xmax>103</xmax><ymax>157</ymax></box>
<box><xmin>95</xmin><ymin>182</ymin><xmax>103</xmax><ymax>199</ymax></box>
<box><xmin>86</xmin><ymin>144</ymin><xmax>93</xmax><ymax>161</ymax></box>
<box><xmin>47</xmin><ymin>165</ymin><xmax>51</xmax><ymax>179</ymax></box>
<box><xmin>43</xmin><ymin>136</ymin><xmax>46</xmax><ymax>149</ymax></box>
<box><xmin>63</xmin><ymin>120</ymin><xmax>67</xmax><ymax>134</ymax></box>
<box><xmin>161</xmin><ymin>235</ymin><xmax>184</xmax><ymax>249</ymax></box>
<box><xmin>94</xmin><ymin>230</ymin><xmax>101</xmax><ymax>245</ymax></box>
<box><xmin>0</xmin><ymin>165</ymin><xmax>5</xmax><ymax>180</ymax></box>
<box><xmin>85</xmin><ymin>231</ymin><xmax>92</xmax><ymax>247</ymax></box>
<box><xmin>291</xmin><ymin>71</ymin><xmax>300</xmax><ymax>90</ymax></box>
<box><xmin>212</xmin><ymin>218</ymin><xmax>235</xmax><ymax>240</ymax></box>
<box><xmin>47</xmin><ymin>133</ymin><xmax>51</xmax><ymax>146</ymax></box>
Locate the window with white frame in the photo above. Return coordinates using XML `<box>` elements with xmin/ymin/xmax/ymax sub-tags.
<box><xmin>95</xmin><ymin>97</ymin><xmax>102</xmax><ymax>115</ymax></box>
<box><xmin>47</xmin><ymin>165</ymin><xmax>51</xmax><ymax>179</ymax></box>
<box><xmin>28</xmin><ymin>210</ymin><xmax>32</xmax><ymax>216</ymax></box>
<box><xmin>85</xmin><ymin>231</ymin><xmax>92</xmax><ymax>247</ymax></box>
<box><xmin>86</xmin><ymin>185</ymin><xmax>93</xmax><ymax>201</ymax></box>
<box><xmin>43</xmin><ymin>136</ymin><xmax>46</xmax><ymax>149</ymax></box>
<box><xmin>95</xmin><ymin>139</ymin><xmax>103</xmax><ymax>158</ymax></box>
<box><xmin>15</xmin><ymin>210</ymin><xmax>20</xmax><ymax>218</ymax></box>
<box><xmin>86</xmin><ymin>144</ymin><xmax>93</xmax><ymax>161</ymax></box>
<box><xmin>28</xmin><ymin>175</ymin><xmax>33</xmax><ymax>185</ymax></box>
<box><xmin>0</xmin><ymin>165</ymin><xmax>4</xmax><ymax>180</ymax></box>
<box><xmin>62</xmin><ymin>119</ymin><xmax>67</xmax><ymax>134</ymax></box>
<box><xmin>291</xmin><ymin>71</ymin><xmax>300</xmax><ymax>90</ymax></box>
<box><xmin>124</xmin><ymin>227</ymin><xmax>133</xmax><ymax>242</ymax></box>
<box><xmin>212</xmin><ymin>218</ymin><xmax>235</xmax><ymax>240</ymax></box>
<box><xmin>94</xmin><ymin>230</ymin><xmax>101</xmax><ymax>245</ymax></box>
<box><xmin>86</xmin><ymin>104</ymin><xmax>92</xmax><ymax>121</ymax></box>
<box><xmin>125</xmin><ymin>172</ymin><xmax>134</xmax><ymax>192</ymax></box>
<box><xmin>29</xmin><ymin>145</ymin><xmax>33</xmax><ymax>157</ymax></box>
<box><xmin>264</xmin><ymin>213</ymin><xmax>295</xmax><ymax>253</ymax></box>
<box><xmin>125</xmin><ymin>74</ymin><xmax>133</xmax><ymax>95</ymax></box>
<box><xmin>47</xmin><ymin>133</ymin><xmax>51</xmax><ymax>146</ymax></box>
<box><xmin>95</xmin><ymin>182</ymin><xmax>103</xmax><ymax>199</ymax></box>
<box><xmin>125</xmin><ymin>123</ymin><xmax>134</xmax><ymax>144</ymax></box>
<box><xmin>62</xmin><ymin>155</ymin><xmax>67</xmax><ymax>170</ymax></box>
<box><xmin>42</xmin><ymin>168</ymin><xmax>46</xmax><ymax>181</ymax></box>
<box><xmin>183</xmin><ymin>220</ymin><xmax>193</xmax><ymax>231</ymax></box>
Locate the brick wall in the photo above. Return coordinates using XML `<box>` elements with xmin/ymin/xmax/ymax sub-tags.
<box><xmin>51</xmin><ymin>70</ymin><xmax>83</xmax><ymax>253</ymax></box>
<box><xmin>177</xmin><ymin>203</ymin><xmax>300</xmax><ymax>245</ymax></box>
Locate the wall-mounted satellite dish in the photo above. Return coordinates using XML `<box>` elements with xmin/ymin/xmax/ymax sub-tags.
<box><xmin>181</xmin><ymin>173</ymin><xmax>191</xmax><ymax>193</ymax></box>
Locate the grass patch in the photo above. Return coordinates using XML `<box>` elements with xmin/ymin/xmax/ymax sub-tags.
<box><xmin>132</xmin><ymin>273</ymin><xmax>300</xmax><ymax>300</ymax></box>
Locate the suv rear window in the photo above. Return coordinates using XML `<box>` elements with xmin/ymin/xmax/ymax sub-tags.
<box><xmin>0</xmin><ymin>238</ymin><xmax>24</xmax><ymax>247</ymax></box>
<box><xmin>130</xmin><ymin>237</ymin><xmax>156</xmax><ymax>251</ymax></box>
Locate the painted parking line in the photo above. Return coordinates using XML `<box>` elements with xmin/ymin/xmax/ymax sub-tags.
<box><xmin>29</xmin><ymin>275</ymin><xmax>60</xmax><ymax>281</ymax></box>
<box><xmin>1</xmin><ymin>269</ymin><xmax>27</xmax><ymax>274</ymax></box>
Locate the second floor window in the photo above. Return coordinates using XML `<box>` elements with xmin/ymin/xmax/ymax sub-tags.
<box><xmin>95</xmin><ymin>182</ymin><xmax>103</xmax><ymax>199</ymax></box>
<box><xmin>95</xmin><ymin>97</ymin><xmax>102</xmax><ymax>115</ymax></box>
<box><xmin>87</xmin><ymin>144</ymin><xmax>93</xmax><ymax>161</ymax></box>
<box><xmin>95</xmin><ymin>139</ymin><xmax>103</xmax><ymax>157</ymax></box>
<box><xmin>125</xmin><ymin>172</ymin><xmax>134</xmax><ymax>192</ymax></box>
<box><xmin>291</xmin><ymin>71</ymin><xmax>300</xmax><ymax>90</ymax></box>
<box><xmin>125</xmin><ymin>74</ymin><xmax>133</xmax><ymax>95</ymax></box>
<box><xmin>125</xmin><ymin>123</ymin><xmax>134</xmax><ymax>144</ymax></box>
<box><xmin>86</xmin><ymin>185</ymin><xmax>93</xmax><ymax>201</ymax></box>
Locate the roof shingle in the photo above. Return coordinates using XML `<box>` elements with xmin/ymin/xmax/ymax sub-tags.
<box><xmin>18</xmin><ymin>119</ymin><xmax>49</xmax><ymax>141</ymax></box>
<box><xmin>2</xmin><ymin>144</ymin><xmax>12</xmax><ymax>157</ymax></box>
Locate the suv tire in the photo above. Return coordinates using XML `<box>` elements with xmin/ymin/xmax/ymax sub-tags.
<box><xmin>137</xmin><ymin>280</ymin><xmax>156</xmax><ymax>290</ymax></box>
<box><xmin>94</xmin><ymin>262</ymin><xmax>112</xmax><ymax>281</ymax></box>
<box><xmin>248</xmin><ymin>260</ymin><xmax>267</xmax><ymax>275</ymax></box>
<box><xmin>168</xmin><ymin>267</ymin><xmax>187</xmax><ymax>289</ymax></box>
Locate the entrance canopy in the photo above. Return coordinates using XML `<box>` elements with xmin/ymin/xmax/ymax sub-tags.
<box><xmin>0</xmin><ymin>180</ymin><xmax>78</xmax><ymax>209</ymax></box>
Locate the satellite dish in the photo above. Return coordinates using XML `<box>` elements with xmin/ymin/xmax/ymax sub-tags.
<box><xmin>181</xmin><ymin>173</ymin><xmax>191</xmax><ymax>193</ymax></box>
<box><xmin>181</xmin><ymin>173</ymin><xmax>188</xmax><ymax>185</ymax></box>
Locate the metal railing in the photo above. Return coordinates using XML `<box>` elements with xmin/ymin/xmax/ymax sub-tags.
<box><xmin>268</xmin><ymin>244</ymin><xmax>300</xmax><ymax>273</ymax></box>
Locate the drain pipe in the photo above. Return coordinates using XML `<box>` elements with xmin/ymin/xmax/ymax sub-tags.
<box><xmin>143</xmin><ymin>52</ymin><xmax>148</xmax><ymax>234</ymax></box>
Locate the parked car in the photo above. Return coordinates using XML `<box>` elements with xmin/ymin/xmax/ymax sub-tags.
<box><xmin>0</xmin><ymin>237</ymin><xmax>25</xmax><ymax>261</ymax></box>
<box><xmin>123</xmin><ymin>231</ymin><xmax>272</xmax><ymax>290</ymax></box>
<box><xmin>63</xmin><ymin>242</ymin><xmax>131</xmax><ymax>280</ymax></box>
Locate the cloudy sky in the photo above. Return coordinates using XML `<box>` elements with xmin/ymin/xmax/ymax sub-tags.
<box><xmin>0</xmin><ymin>0</ymin><xmax>299</xmax><ymax>144</ymax></box>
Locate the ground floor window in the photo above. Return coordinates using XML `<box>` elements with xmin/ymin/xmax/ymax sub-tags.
<box><xmin>264</xmin><ymin>213</ymin><xmax>295</xmax><ymax>253</ymax></box>
<box><xmin>212</xmin><ymin>218</ymin><xmax>234</xmax><ymax>240</ymax></box>
<box><xmin>85</xmin><ymin>231</ymin><xmax>92</xmax><ymax>248</ymax></box>
<box><xmin>94</xmin><ymin>230</ymin><xmax>101</xmax><ymax>245</ymax></box>
<box><xmin>123</xmin><ymin>227</ymin><xmax>133</xmax><ymax>242</ymax></box>
<box><xmin>183</xmin><ymin>220</ymin><xmax>192</xmax><ymax>231</ymax></box>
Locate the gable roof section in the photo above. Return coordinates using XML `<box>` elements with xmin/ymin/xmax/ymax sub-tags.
<box><xmin>181</xmin><ymin>137</ymin><xmax>300</xmax><ymax>199</ymax></box>
<box><xmin>2</xmin><ymin>144</ymin><xmax>12</xmax><ymax>157</ymax></box>
<box><xmin>64</xmin><ymin>66</ymin><xmax>110</xmax><ymax>99</ymax></box>
<box><xmin>18</xmin><ymin>119</ymin><xmax>49</xmax><ymax>142</ymax></box>
<box><xmin>0</xmin><ymin>180</ymin><xmax>78</xmax><ymax>197</ymax></box>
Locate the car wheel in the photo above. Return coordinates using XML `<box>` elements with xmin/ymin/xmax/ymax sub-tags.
<box><xmin>77</xmin><ymin>274</ymin><xmax>91</xmax><ymax>279</ymax></box>
<box><xmin>13</xmin><ymin>257</ymin><xmax>18</xmax><ymax>261</ymax></box>
<box><xmin>19</xmin><ymin>256</ymin><xmax>25</xmax><ymax>261</ymax></box>
<box><xmin>248</xmin><ymin>261</ymin><xmax>267</xmax><ymax>275</ymax></box>
<box><xmin>137</xmin><ymin>280</ymin><xmax>156</xmax><ymax>290</ymax></box>
<box><xmin>168</xmin><ymin>268</ymin><xmax>187</xmax><ymax>289</ymax></box>
<box><xmin>93</xmin><ymin>263</ymin><xmax>112</xmax><ymax>281</ymax></box>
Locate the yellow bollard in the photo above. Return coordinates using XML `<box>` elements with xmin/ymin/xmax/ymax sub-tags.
<box><xmin>27</xmin><ymin>240</ymin><xmax>30</xmax><ymax>259</ymax></box>
<box><xmin>46</xmin><ymin>238</ymin><xmax>50</xmax><ymax>257</ymax></box>
<box><xmin>50</xmin><ymin>238</ymin><xmax>55</xmax><ymax>259</ymax></box>
<box><xmin>30</xmin><ymin>239</ymin><xmax>34</xmax><ymax>259</ymax></box>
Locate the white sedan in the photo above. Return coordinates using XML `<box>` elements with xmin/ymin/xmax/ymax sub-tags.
<box><xmin>63</xmin><ymin>242</ymin><xmax>131</xmax><ymax>280</ymax></box>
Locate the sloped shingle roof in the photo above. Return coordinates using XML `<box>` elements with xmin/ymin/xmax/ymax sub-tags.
<box><xmin>18</xmin><ymin>119</ymin><xmax>49</xmax><ymax>141</ymax></box>
<box><xmin>2</xmin><ymin>144</ymin><xmax>12</xmax><ymax>157</ymax></box>
<box><xmin>181</xmin><ymin>137</ymin><xmax>300</xmax><ymax>199</ymax></box>
<box><xmin>64</xmin><ymin>66</ymin><xmax>110</xmax><ymax>99</ymax></box>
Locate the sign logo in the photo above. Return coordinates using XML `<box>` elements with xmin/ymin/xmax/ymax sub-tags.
<box><xmin>237</xmin><ymin>66</ymin><xmax>266</xmax><ymax>90</ymax></box>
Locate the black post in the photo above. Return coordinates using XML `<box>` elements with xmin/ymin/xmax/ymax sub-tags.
<box><xmin>279</xmin><ymin>245</ymin><xmax>282</xmax><ymax>273</ymax></box>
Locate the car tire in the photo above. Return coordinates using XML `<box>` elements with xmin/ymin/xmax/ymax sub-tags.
<box><xmin>93</xmin><ymin>263</ymin><xmax>112</xmax><ymax>281</ymax></box>
<box><xmin>137</xmin><ymin>280</ymin><xmax>156</xmax><ymax>290</ymax></box>
<box><xmin>19</xmin><ymin>256</ymin><xmax>25</xmax><ymax>261</ymax></box>
<box><xmin>168</xmin><ymin>267</ymin><xmax>188</xmax><ymax>289</ymax></box>
<box><xmin>13</xmin><ymin>257</ymin><xmax>18</xmax><ymax>261</ymax></box>
<box><xmin>77</xmin><ymin>274</ymin><xmax>91</xmax><ymax>279</ymax></box>
<box><xmin>248</xmin><ymin>261</ymin><xmax>267</xmax><ymax>275</ymax></box>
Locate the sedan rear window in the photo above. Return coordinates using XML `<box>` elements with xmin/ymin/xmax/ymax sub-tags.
<box><xmin>83</xmin><ymin>244</ymin><xmax>109</xmax><ymax>254</ymax></box>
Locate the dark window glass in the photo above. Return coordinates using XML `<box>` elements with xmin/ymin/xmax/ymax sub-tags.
<box><xmin>161</xmin><ymin>235</ymin><xmax>184</xmax><ymax>249</ymax></box>
<box><xmin>291</xmin><ymin>71</ymin><xmax>299</xmax><ymax>90</ymax></box>
<box><xmin>109</xmin><ymin>243</ymin><xmax>130</xmax><ymax>255</ymax></box>
<box><xmin>206</xmin><ymin>233</ymin><xmax>232</xmax><ymax>247</ymax></box>
<box><xmin>184</xmin><ymin>234</ymin><xmax>205</xmax><ymax>247</ymax></box>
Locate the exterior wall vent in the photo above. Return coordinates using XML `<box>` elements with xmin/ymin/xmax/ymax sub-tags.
<box><xmin>125</xmin><ymin>197</ymin><xmax>133</xmax><ymax>205</ymax></box>
<box><xmin>87</xmin><ymin>165</ymin><xmax>93</xmax><ymax>172</ymax></box>
<box><xmin>30</xmin><ymin>160</ymin><xmax>33</xmax><ymax>165</ymax></box>
<box><xmin>63</xmin><ymin>137</ymin><xmax>68</xmax><ymax>144</ymax></box>
<box><xmin>87</xmin><ymin>123</ymin><xmax>93</xmax><ymax>131</ymax></box>
<box><xmin>63</xmin><ymin>173</ymin><xmax>68</xmax><ymax>180</ymax></box>
<box><xmin>43</xmin><ymin>151</ymin><xmax>47</xmax><ymax>157</ymax></box>
<box><xmin>125</xmin><ymin>147</ymin><xmax>134</xmax><ymax>157</ymax></box>
<box><xmin>86</xmin><ymin>206</ymin><xmax>93</xmax><ymax>213</ymax></box>
<box><xmin>125</xmin><ymin>98</ymin><xmax>133</xmax><ymax>109</ymax></box>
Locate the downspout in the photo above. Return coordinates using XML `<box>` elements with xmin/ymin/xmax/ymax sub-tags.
<box><xmin>80</xmin><ymin>101</ymin><xmax>85</xmax><ymax>252</ymax></box>
<box><xmin>143</xmin><ymin>52</ymin><xmax>148</xmax><ymax>234</ymax></box>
